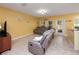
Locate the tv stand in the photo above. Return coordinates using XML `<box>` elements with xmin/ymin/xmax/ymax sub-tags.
<box><xmin>0</xmin><ymin>33</ymin><xmax>11</xmax><ymax>54</ymax></box>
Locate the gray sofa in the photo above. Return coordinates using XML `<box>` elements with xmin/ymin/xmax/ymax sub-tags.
<box><xmin>28</xmin><ymin>29</ymin><xmax>55</xmax><ymax>55</ymax></box>
<box><xmin>33</xmin><ymin>26</ymin><xmax>47</xmax><ymax>35</ymax></box>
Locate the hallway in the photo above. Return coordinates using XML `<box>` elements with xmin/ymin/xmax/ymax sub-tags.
<box><xmin>45</xmin><ymin>35</ymin><xmax>79</xmax><ymax>55</ymax></box>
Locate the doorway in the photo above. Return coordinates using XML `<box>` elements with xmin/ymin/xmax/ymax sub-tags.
<box><xmin>56</xmin><ymin>19</ymin><xmax>65</xmax><ymax>35</ymax></box>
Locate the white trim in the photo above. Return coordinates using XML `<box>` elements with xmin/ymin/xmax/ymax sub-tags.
<box><xmin>12</xmin><ymin>33</ymin><xmax>33</xmax><ymax>40</ymax></box>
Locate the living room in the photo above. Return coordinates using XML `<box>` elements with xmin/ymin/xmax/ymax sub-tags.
<box><xmin>0</xmin><ymin>3</ymin><xmax>79</xmax><ymax>55</ymax></box>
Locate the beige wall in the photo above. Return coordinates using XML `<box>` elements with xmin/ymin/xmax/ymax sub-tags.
<box><xmin>0</xmin><ymin>7</ymin><xmax>38</xmax><ymax>38</ymax></box>
<box><xmin>1</xmin><ymin>6</ymin><xmax>79</xmax><ymax>40</ymax></box>
<box><xmin>38</xmin><ymin>13</ymin><xmax>79</xmax><ymax>35</ymax></box>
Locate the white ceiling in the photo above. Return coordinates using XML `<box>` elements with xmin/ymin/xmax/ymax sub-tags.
<box><xmin>0</xmin><ymin>3</ymin><xmax>79</xmax><ymax>16</ymax></box>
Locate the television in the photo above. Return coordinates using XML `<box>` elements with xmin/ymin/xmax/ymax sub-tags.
<box><xmin>0</xmin><ymin>21</ymin><xmax>7</xmax><ymax>37</ymax></box>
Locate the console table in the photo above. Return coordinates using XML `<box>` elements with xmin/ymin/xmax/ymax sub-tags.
<box><xmin>0</xmin><ymin>33</ymin><xmax>11</xmax><ymax>54</ymax></box>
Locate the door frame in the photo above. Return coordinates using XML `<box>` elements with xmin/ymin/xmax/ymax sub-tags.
<box><xmin>56</xmin><ymin>19</ymin><xmax>65</xmax><ymax>35</ymax></box>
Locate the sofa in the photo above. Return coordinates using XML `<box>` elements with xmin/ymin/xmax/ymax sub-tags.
<box><xmin>33</xmin><ymin>26</ymin><xmax>47</xmax><ymax>35</ymax></box>
<box><xmin>28</xmin><ymin>29</ymin><xmax>55</xmax><ymax>55</ymax></box>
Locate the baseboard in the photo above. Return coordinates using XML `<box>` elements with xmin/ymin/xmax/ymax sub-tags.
<box><xmin>74</xmin><ymin>46</ymin><xmax>79</xmax><ymax>50</ymax></box>
<box><xmin>12</xmin><ymin>33</ymin><xmax>33</xmax><ymax>40</ymax></box>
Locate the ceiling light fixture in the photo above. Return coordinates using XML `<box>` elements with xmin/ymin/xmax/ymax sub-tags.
<box><xmin>37</xmin><ymin>9</ymin><xmax>47</xmax><ymax>15</ymax></box>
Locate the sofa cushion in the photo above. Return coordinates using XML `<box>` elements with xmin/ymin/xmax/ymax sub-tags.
<box><xmin>33</xmin><ymin>36</ymin><xmax>43</xmax><ymax>42</ymax></box>
<box><xmin>40</xmin><ymin>34</ymin><xmax>48</xmax><ymax>44</ymax></box>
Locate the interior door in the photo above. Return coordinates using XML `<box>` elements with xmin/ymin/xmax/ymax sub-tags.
<box><xmin>56</xmin><ymin>19</ymin><xmax>65</xmax><ymax>35</ymax></box>
<box><xmin>74</xmin><ymin>19</ymin><xmax>79</xmax><ymax>50</ymax></box>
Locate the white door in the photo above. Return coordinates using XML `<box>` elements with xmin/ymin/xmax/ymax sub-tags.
<box><xmin>74</xmin><ymin>19</ymin><xmax>79</xmax><ymax>50</ymax></box>
<box><xmin>56</xmin><ymin>19</ymin><xmax>65</xmax><ymax>35</ymax></box>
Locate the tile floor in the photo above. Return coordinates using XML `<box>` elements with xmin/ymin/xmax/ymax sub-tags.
<box><xmin>2</xmin><ymin>34</ymin><xmax>79</xmax><ymax>55</ymax></box>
